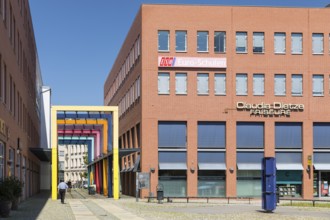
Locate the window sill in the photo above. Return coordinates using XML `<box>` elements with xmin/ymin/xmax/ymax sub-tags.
<box><xmin>158</xmin><ymin>93</ymin><xmax>170</xmax><ymax>95</ymax></box>
<box><xmin>253</xmin><ymin>52</ymin><xmax>265</xmax><ymax>54</ymax></box>
<box><xmin>274</xmin><ymin>52</ymin><xmax>286</xmax><ymax>55</ymax></box>
<box><xmin>215</xmin><ymin>94</ymin><xmax>226</xmax><ymax>96</ymax></box>
<box><xmin>313</xmin><ymin>94</ymin><xmax>324</xmax><ymax>97</ymax></box>
<box><xmin>197</xmin><ymin>94</ymin><xmax>209</xmax><ymax>96</ymax></box>
<box><xmin>275</xmin><ymin>94</ymin><xmax>286</xmax><ymax>96</ymax></box>
<box><xmin>175</xmin><ymin>93</ymin><xmax>187</xmax><ymax>95</ymax></box>
<box><xmin>158</xmin><ymin>50</ymin><xmax>170</xmax><ymax>53</ymax></box>
<box><xmin>197</xmin><ymin>51</ymin><xmax>209</xmax><ymax>53</ymax></box>
<box><xmin>236</xmin><ymin>94</ymin><xmax>248</xmax><ymax>96</ymax></box>
<box><xmin>176</xmin><ymin>51</ymin><xmax>187</xmax><ymax>53</ymax></box>
<box><xmin>236</xmin><ymin>52</ymin><xmax>248</xmax><ymax>54</ymax></box>
<box><xmin>291</xmin><ymin>94</ymin><xmax>303</xmax><ymax>97</ymax></box>
<box><xmin>214</xmin><ymin>52</ymin><xmax>226</xmax><ymax>54</ymax></box>
<box><xmin>291</xmin><ymin>53</ymin><xmax>303</xmax><ymax>55</ymax></box>
<box><xmin>312</xmin><ymin>53</ymin><xmax>324</xmax><ymax>55</ymax></box>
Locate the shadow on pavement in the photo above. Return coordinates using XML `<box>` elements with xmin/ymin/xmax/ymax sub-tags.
<box><xmin>2</xmin><ymin>190</ymin><xmax>50</xmax><ymax>219</ymax></box>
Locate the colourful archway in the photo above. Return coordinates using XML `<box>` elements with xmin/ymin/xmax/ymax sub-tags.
<box><xmin>51</xmin><ymin>106</ymin><xmax>119</xmax><ymax>200</ymax></box>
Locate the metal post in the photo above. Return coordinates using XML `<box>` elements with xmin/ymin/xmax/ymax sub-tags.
<box><xmin>136</xmin><ymin>172</ymin><xmax>139</xmax><ymax>202</ymax></box>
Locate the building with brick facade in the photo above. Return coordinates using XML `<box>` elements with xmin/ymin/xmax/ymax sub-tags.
<box><xmin>104</xmin><ymin>4</ymin><xmax>330</xmax><ymax>199</ymax></box>
<box><xmin>0</xmin><ymin>0</ymin><xmax>48</xmax><ymax>200</ymax></box>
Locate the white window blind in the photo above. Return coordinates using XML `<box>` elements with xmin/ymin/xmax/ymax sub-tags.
<box><xmin>291</xmin><ymin>74</ymin><xmax>303</xmax><ymax>96</ymax></box>
<box><xmin>158</xmin><ymin>72</ymin><xmax>170</xmax><ymax>94</ymax></box>
<box><xmin>274</xmin><ymin>33</ymin><xmax>286</xmax><ymax>53</ymax></box>
<box><xmin>253</xmin><ymin>74</ymin><xmax>264</xmax><ymax>95</ymax></box>
<box><xmin>236</xmin><ymin>32</ymin><xmax>247</xmax><ymax>53</ymax></box>
<box><xmin>175</xmin><ymin>73</ymin><xmax>187</xmax><ymax>94</ymax></box>
<box><xmin>236</xmin><ymin>74</ymin><xmax>248</xmax><ymax>95</ymax></box>
<box><xmin>291</xmin><ymin>33</ymin><xmax>303</xmax><ymax>54</ymax></box>
<box><xmin>197</xmin><ymin>73</ymin><xmax>209</xmax><ymax>94</ymax></box>
<box><xmin>274</xmin><ymin>74</ymin><xmax>286</xmax><ymax>96</ymax></box>
<box><xmin>312</xmin><ymin>33</ymin><xmax>324</xmax><ymax>54</ymax></box>
<box><xmin>158</xmin><ymin>30</ymin><xmax>169</xmax><ymax>51</ymax></box>
<box><xmin>313</xmin><ymin>75</ymin><xmax>324</xmax><ymax>96</ymax></box>
<box><xmin>253</xmin><ymin>32</ymin><xmax>264</xmax><ymax>53</ymax></box>
<box><xmin>214</xmin><ymin>73</ymin><xmax>226</xmax><ymax>95</ymax></box>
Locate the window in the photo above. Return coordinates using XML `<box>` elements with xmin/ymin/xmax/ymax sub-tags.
<box><xmin>274</xmin><ymin>32</ymin><xmax>286</xmax><ymax>54</ymax></box>
<box><xmin>158</xmin><ymin>30</ymin><xmax>169</xmax><ymax>52</ymax></box>
<box><xmin>291</xmin><ymin>74</ymin><xmax>302</xmax><ymax>96</ymax></box>
<box><xmin>313</xmin><ymin>75</ymin><xmax>324</xmax><ymax>96</ymax></box>
<box><xmin>253</xmin><ymin>32</ymin><xmax>264</xmax><ymax>53</ymax></box>
<box><xmin>313</xmin><ymin>123</ymin><xmax>330</xmax><ymax>149</ymax></box>
<box><xmin>236</xmin><ymin>74</ymin><xmax>247</xmax><ymax>95</ymax></box>
<box><xmin>9</xmin><ymin>148</ymin><xmax>14</xmax><ymax>176</ymax></box>
<box><xmin>158</xmin><ymin>122</ymin><xmax>186</xmax><ymax>148</ymax></box>
<box><xmin>291</xmin><ymin>33</ymin><xmax>303</xmax><ymax>54</ymax></box>
<box><xmin>236</xmin><ymin>122</ymin><xmax>264</xmax><ymax>149</ymax></box>
<box><xmin>158</xmin><ymin>72</ymin><xmax>170</xmax><ymax>94</ymax></box>
<box><xmin>59</xmin><ymin>161</ymin><xmax>64</xmax><ymax>170</ymax></box>
<box><xmin>175</xmin><ymin>73</ymin><xmax>187</xmax><ymax>95</ymax></box>
<box><xmin>214</xmin><ymin>31</ymin><xmax>226</xmax><ymax>53</ymax></box>
<box><xmin>198</xmin><ymin>122</ymin><xmax>226</xmax><ymax>148</ymax></box>
<box><xmin>214</xmin><ymin>73</ymin><xmax>226</xmax><ymax>95</ymax></box>
<box><xmin>253</xmin><ymin>74</ymin><xmax>264</xmax><ymax>96</ymax></box>
<box><xmin>59</xmin><ymin>150</ymin><xmax>64</xmax><ymax>157</ymax></box>
<box><xmin>197</xmin><ymin>31</ymin><xmax>208</xmax><ymax>52</ymax></box>
<box><xmin>236</xmin><ymin>32</ymin><xmax>247</xmax><ymax>53</ymax></box>
<box><xmin>274</xmin><ymin>74</ymin><xmax>286</xmax><ymax>96</ymax></box>
<box><xmin>175</xmin><ymin>31</ymin><xmax>187</xmax><ymax>52</ymax></box>
<box><xmin>275</xmin><ymin>122</ymin><xmax>302</xmax><ymax>149</ymax></box>
<box><xmin>312</xmin><ymin>33</ymin><xmax>323</xmax><ymax>54</ymax></box>
<box><xmin>0</xmin><ymin>142</ymin><xmax>4</xmax><ymax>180</ymax></box>
<box><xmin>197</xmin><ymin>73</ymin><xmax>209</xmax><ymax>95</ymax></box>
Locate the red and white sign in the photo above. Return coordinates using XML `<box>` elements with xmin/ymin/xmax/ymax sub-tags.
<box><xmin>158</xmin><ymin>56</ymin><xmax>227</xmax><ymax>68</ymax></box>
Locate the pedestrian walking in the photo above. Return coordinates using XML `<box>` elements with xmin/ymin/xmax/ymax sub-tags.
<box><xmin>58</xmin><ymin>179</ymin><xmax>68</xmax><ymax>204</ymax></box>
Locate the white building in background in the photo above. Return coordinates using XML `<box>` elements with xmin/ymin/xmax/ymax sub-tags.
<box><xmin>58</xmin><ymin>144</ymin><xmax>88</xmax><ymax>186</ymax></box>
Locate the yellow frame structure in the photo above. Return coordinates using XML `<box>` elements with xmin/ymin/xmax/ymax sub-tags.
<box><xmin>51</xmin><ymin>106</ymin><xmax>119</xmax><ymax>200</ymax></box>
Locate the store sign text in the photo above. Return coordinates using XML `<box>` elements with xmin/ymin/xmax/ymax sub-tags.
<box><xmin>158</xmin><ymin>56</ymin><xmax>227</xmax><ymax>68</ymax></box>
<box><xmin>236</xmin><ymin>102</ymin><xmax>304</xmax><ymax>116</ymax></box>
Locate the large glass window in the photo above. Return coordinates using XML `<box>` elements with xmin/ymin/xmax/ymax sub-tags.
<box><xmin>158</xmin><ymin>30</ymin><xmax>169</xmax><ymax>52</ymax></box>
<box><xmin>236</xmin><ymin>122</ymin><xmax>264</xmax><ymax>149</ymax></box>
<box><xmin>175</xmin><ymin>73</ymin><xmax>187</xmax><ymax>95</ymax></box>
<box><xmin>158</xmin><ymin>122</ymin><xmax>186</xmax><ymax>148</ymax></box>
<box><xmin>0</xmin><ymin>142</ymin><xmax>4</xmax><ymax>180</ymax></box>
<box><xmin>275</xmin><ymin>122</ymin><xmax>302</xmax><ymax>149</ymax></box>
<box><xmin>291</xmin><ymin>33</ymin><xmax>303</xmax><ymax>54</ymax></box>
<box><xmin>158</xmin><ymin>72</ymin><xmax>170</xmax><ymax>94</ymax></box>
<box><xmin>198</xmin><ymin>152</ymin><xmax>226</xmax><ymax>197</ymax></box>
<box><xmin>237</xmin><ymin>170</ymin><xmax>262</xmax><ymax>197</ymax></box>
<box><xmin>236</xmin><ymin>74</ymin><xmax>247</xmax><ymax>95</ymax></box>
<box><xmin>197</xmin><ymin>73</ymin><xmax>209</xmax><ymax>95</ymax></box>
<box><xmin>291</xmin><ymin>74</ymin><xmax>303</xmax><ymax>96</ymax></box>
<box><xmin>313</xmin><ymin>74</ymin><xmax>324</xmax><ymax>96</ymax></box>
<box><xmin>253</xmin><ymin>32</ymin><xmax>264</xmax><ymax>53</ymax></box>
<box><xmin>236</xmin><ymin>32</ymin><xmax>247</xmax><ymax>53</ymax></box>
<box><xmin>313</xmin><ymin>123</ymin><xmax>330</xmax><ymax>149</ymax></box>
<box><xmin>253</xmin><ymin>74</ymin><xmax>264</xmax><ymax>96</ymax></box>
<box><xmin>274</xmin><ymin>74</ymin><xmax>286</xmax><ymax>96</ymax></box>
<box><xmin>197</xmin><ymin>31</ymin><xmax>208</xmax><ymax>52</ymax></box>
<box><xmin>214</xmin><ymin>31</ymin><xmax>226</xmax><ymax>53</ymax></box>
<box><xmin>158</xmin><ymin>151</ymin><xmax>187</xmax><ymax>197</ymax></box>
<box><xmin>274</xmin><ymin>32</ymin><xmax>286</xmax><ymax>54</ymax></box>
<box><xmin>214</xmin><ymin>73</ymin><xmax>226</xmax><ymax>95</ymax></box>
<box><xmin>312</xmin><ymin>33</ymin><xmax>324</xmax><ymax>54</ymax></box>
<box><xmin>176</xmin><ymin>31</ymin><xmax>187</xmax><ymax>52</ymax></box>
<box><xmin>198</xmin><ymin>122</ymin><xmax>225</xmax><ymax>148</ymax></box>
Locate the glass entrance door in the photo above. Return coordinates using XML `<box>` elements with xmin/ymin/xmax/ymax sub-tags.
<box><xmin>321</xmin><ymin>172</ymin><xmax>330</xmax><ymax>197</ymax></box>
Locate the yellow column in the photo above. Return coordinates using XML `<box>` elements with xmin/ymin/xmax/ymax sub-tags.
<box><xmin>112</xmin><ymin>108</ymin><xmax>119</xmax><ymax>199</ymax></box>
<box><xmin>102</xmin><ymin>158</ymin><xmax>108</xmax><ymax>196</ymax></box>
<box><xmin>51</xmin><ymin>107</ymin><xmax>58</xmax><ymax>200</ymax></box>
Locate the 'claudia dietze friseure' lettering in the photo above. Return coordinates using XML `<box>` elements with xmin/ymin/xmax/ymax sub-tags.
<box><xmin>236</xmin><ymin>102</ymin><xmax>304</xmax><ymax>116</ymax></box>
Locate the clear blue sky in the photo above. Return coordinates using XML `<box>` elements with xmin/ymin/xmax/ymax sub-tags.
<box><xmin>29</xmin><ymin>0</ymin><xmax>330</xmax><ymax>106</ymax></box>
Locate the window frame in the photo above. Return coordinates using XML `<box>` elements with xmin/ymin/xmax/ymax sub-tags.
<box><xmin>312</xmin><ymin>33</ymin><xmax>324</xmax><ymax>55</ymax></box>
<box><xmin>175</xmin><ymin>72</ymin><xmax>187</xmax><ymax>95</ymax></box>
<box><xmin>158</xmin><ymin>72</ymin><xmax>170</xmax><ymax>95</ymax></box>
<box><xmin>175</xmin><ymin>30</ymin><xmax>187</xmax><ymax>52</ymax></box>
<box><xmin>274</xmin><ymin>74</ymin><xmax>286</xmax><ymax>96</ymax></box>
<box><xmin>236</xmin><ymin>32</ymin><xmax>248</xmax><ymax>53</ymax></box>
<box><xmin>214</xmin><ymin>73</ymin><xmax>226</xmax><ymax>95</ymax></box>
<box><xmin>291</xmin><ymin>74</ymin><xmax>303</xmax><ymax>96</ymax></box>
<box><xmin>274</xmin><ymin>32</ymin><xmax>286</xmax><ymax>54</ymax></box>
<box><xmin>236</xmin><ymin>73</ymin><xmax>248</xmax><ymax>96</ymax></box>
<box><xmin>197</xmin><ymin>73</ymin><xmax>209</xmax><ymax>95</ymax></box>
<box><xmin>158</xmin><ymin>30</ymin><xmax>170</xmax><ymax>52</ymax></box>
<box><xmin>197</xmin><ymin>31</ymin><xmax>209</xmax><ymax>52</ymax></box>
<box><xmin>253</xmin><ymin>32</ymin><xmax>265</xmax><ymax>53</ymax></box>
<box><xmin>312</xmin><ymin>74</ymin><xmax>324</xmax><ymax>97</ymax></box>
<box><xmin>291</xmin><ymin>33</ymin><xmax>303</xmax><ymax>55</ymax></box>
<box><xmin>214</xmin><ymin>31</ymin><xmax>226</xmax><ymax>53</ymax></box>
<box><xmin>253</xmin><ymin>73</ymin><xmax>265</xmax><ymax>96</ymax></box>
